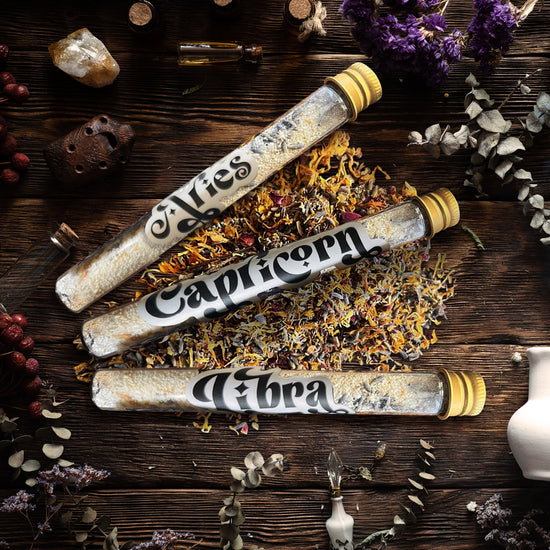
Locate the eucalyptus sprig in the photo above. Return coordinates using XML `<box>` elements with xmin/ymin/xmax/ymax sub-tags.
<box><xmin>220</xmin><ymin>451</ymin><xmax>285</xmax><ymax>550</ymax></box>
<box><xmin>355</xmin><ymin>439</ymin><xmax>437</xmax><ymax>550</ymax></box>
<box><xmin>408</xmin><ymin>72</ymin><xmax>550</xmax><ymax>243</ymax></box>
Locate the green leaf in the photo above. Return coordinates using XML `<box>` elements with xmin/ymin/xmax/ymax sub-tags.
<box><xmin>58</xmin><ymin>458</ymin><xmax>75</xmax><ymax>467</ymax></box>
<box><xmin>8</xmin><ymin>450</ymin><xmax>24</xmax><ymax>468</ymax></box>
<box><xmin>408</xmin><ymin>131</ymin><xmax>423</xmax><ymax>145</ymax></box>
<box><xmin>477</xmin><ymin>109</ymin><xmax>509</xmax><ymax>133</ymax></box>
<box><xmin>440</xmin><ymin>132</ymin><xmax>460</xmax><ymax>156</ymax></box>
<box><xmin>531</xmin><ymin>211</ymin><xmax>545</xmax><ymax>228</ymax></box>
<box><xmin>529</xmin><ymin>194</ymin><xmax>545</xmax><ymax>210</ymax></box>
<box><xmin>52</xmin><ymin>427</ymin><xmax>72</xmax><ymax>440</ymax></box>
<box><xmin>231</xmin><ymin>535</ymin><xmax>244</xmax><ymax>550</ymax></box>
<box><xmin>21</xmin><ymin>459</ymin><xmax>41</xmax><ymax>472</ymax></box>
<box><xmin>42</xmin><ymin>443</ymin><xmax>64</xmax><ymax>459</ymax></box>
<box><xmin>231</xmin><ymin>467</ymin><xmax>246</xmax><ymax>481</ymax></box>
<box><xmin>453</xmin><ymin>125</ymin><xmax>470</xmax><ymax>145</ymax></box>
<box><xmin>518</xmin><ymin>185</ymin><xmax>531</xmax><ymax>201</ymax></box>
<box><xmin>25</xmin><ymin>477</ymin><xmax>38</xmax><ymax>487</ymax></box>
<box><xmin>244</xmin><ymin>469</ymin><xmax>261</xmax><ymax>488</ymax></box>
<box><xmin>496</xmin><ymin>136</ymin><xmax>525</xmax><ymax>156</ymax></box>
<box><xmin>75</xmin><ymin>532</ymin><xmax>88</xmax><ymax>543</ymax></box>
<box><xmin>220</xmin><ymin>523</ymin><xmax>239</xmax><ymax>541</ymax></box>
<box><xmin>543</xmin><ymin>220</ymin><xmax>550</xmax><ymax>235</ymax></box>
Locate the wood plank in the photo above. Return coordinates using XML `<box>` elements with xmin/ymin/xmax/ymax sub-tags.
<box><xmin>1</xmin><ymin>487</ymin><xmax>549</xmax><ymax>549</ymax></box>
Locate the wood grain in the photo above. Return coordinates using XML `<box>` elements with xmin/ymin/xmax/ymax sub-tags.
<box><xmin>1</xmin><ymin>0</ymin><xmax>550</xmax><ymax>548</ymax></box>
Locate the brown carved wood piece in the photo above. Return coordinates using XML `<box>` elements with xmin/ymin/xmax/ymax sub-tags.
<box><xmin>43</xmin><ymin>115</ymin><xmax>135</xmax><ymax>187</ymax></box>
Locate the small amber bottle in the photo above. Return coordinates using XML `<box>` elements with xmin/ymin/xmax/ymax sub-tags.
<box><xmin>176</xmin><ymin>42</ymin><xmax>262</xmax><ymax>65</ymax></box>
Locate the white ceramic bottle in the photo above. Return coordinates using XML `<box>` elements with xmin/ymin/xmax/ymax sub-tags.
<box><xmin>507</xmin><ymin>346</ymin><xmax>550</xmax><ymax>481</ymax></box>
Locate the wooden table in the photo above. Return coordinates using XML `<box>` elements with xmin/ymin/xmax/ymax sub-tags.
<box><xmin>1</xmin><ymin>1</ymin><xmax>550</xmax><ymax>548</ymax></box>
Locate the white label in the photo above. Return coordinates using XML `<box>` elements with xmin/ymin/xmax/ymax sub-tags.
<box><xmin>136</xmin><ymin>221</ymin><xmax>390</xmax><ymax>328</ymax></box>
<box><xmin>185</xmin><ymin>367</ymin><xmax>353</xmax><ymax>414</ymax></box>
<box><xmin>145</xmin><ymin>151</ymin><xmax>258</xmax><ymax>246</ymax></box>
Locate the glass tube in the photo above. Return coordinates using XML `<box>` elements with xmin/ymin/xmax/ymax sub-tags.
<box><xmin>0</xmin><ymin>223</ymin><xmax>78</xmax><ymax>314</ymax></box>
<box><xmin>55</xmin><ymin>63</ymin><xmax>382</xmax><ymax>313</ymax></box>
<box><xmin>80</xmin><ymin>189</ymin><xmax>459</xmax><ymax>358</ymax></box>
<box><xmin>91</xmin><ymin>366</ymin><xmax>486</xmax><ymax>418</ymax></box>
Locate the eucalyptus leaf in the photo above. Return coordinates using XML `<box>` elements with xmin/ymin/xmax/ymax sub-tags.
<box><xmin>465</xmin><ymin>100</ymin><xmax>483</xmax><ymax>120</ymax></box>
<box><xmin>541</xmin><ymin>236</ymin><xmax>550</xmax><ymax>245</ymax></box>
<box><xmin>103</xmin><ymin>527</ymin><xmax>120</xmax><ymax>550</ymax></box>
<box><xmin>477</xmin><ymin>110</ymin><xmax>509</xmax><ymax>133</ymax></box>
<box><xmin>520</xmin><ymin>83</ymin><xmax>531</xmax><ymax>95</ymax></box>
<box><xmin>21</xmin><ymin>459</ymin><xmax>41</xmax><ymax>472</ymax></box>
<box><xmin>496</xmin><ymin>136</ymin><xmax>525</xmax><ymax>156</ymax></box>
<box><xmin>495</xmin><ymin>159</ymin><xmax>513</xmax><ymax>179</ymax></box>
<box><xmin>526</xmin><ymin>111</ymin><xmax>543</xmax><ymax>133</ymax></box>
<box><xmin>57</xmin><ymin>458</ymin><xmax>74</xmax><ymax>467</ymax></box>
<box><xmin>1</xmin><ymin>420</ymin><xmax>18</xmax><ymax>433</ymax></box>
<box><xmin>422</xmin><ymin>142</ymin><xmax>440</xmax><ymax>159</ymax></box>
<box><xmin>82</xmin><ymin>507</ymin><xmax>98</xmax><ymax>523</ymax></box>
<box><xmin>477</xmin><ymin>131</ymin><xmax>500</xmax><ymax>158</ymax></box>
<box><xmin>0</xmin><ymin>440</ymin><xmax>12</xmax><ymax>450</ymax></box>
<box><xmin>42</xmin><ymin>443</ymin><xmax>64</xmax><ymax>459</ymax></box>
<box><xmin>244</xmin><ymin>451</ymin><xmax>264</xmax><ymax>470</ymax></box>
<box><xmin>543</xmin><ymin>220</ymin><xmax>550</xmax><ymax>235</ymax></box>
<box><xmin>231</xmin><ymin>467</ymin><xmax>246</xmax><ymax>481</ymax></box>
<box><xmin>244</xmin><ymin>469</ymin><xmax>261</xmax><ymax>488</ymax></box>
<box><xmin>408</xmin><ymin>478</ymin><xmax>425</xmax><ymax>491</ymax></box>
<box><xmin>453</xmin><ymin>125</ymin><xmax>470</xmax><ymax>145</ymax></box>
<box><xmin>408</xmin><ymin>131</ymin><xmax>423</xmax><ymax>145</ymax></box>
<box><xmin>518</xmin><ymin>185</ymin><xmax>531</xmax><ymax>201</ymax></box>
<box><xmin>42</xmin><ymin>409</ymin><xmax>62</xmax><ymax>420</ymax></box>
<box><xmin>59</xmin><ymin>511</ymin><xmax>73</xmax><ymax>528</ymax></box>
<box><xmin>465</xmin><ymin>73</ymin><xmax>480</xmax><ymax>88</ymax></box>
<box><xmin>408</xmin><ymin>494</ymin><xmax>424</xmax><ymax>508</ymax></box>
<box><xmin>25</xmin><ymin>477</ymin><xmax>38</xmax><ymax>487</ymax></box>
<box><xmin>418</xmin><ymin>472</ymin><xmax>436</xmax><ymax>480</ymax></box>
<box><xmin>531</xmin><ymin>210</ymin><xmax>545</xmax><ymax>229</ymax></box>
<box><xmin>232</xmin><ymin>534</ymin><xmax>244</xmax><ymax>550</ymax></box>
<box><xmin>233</xmin><ymin>511</ymin><xmax>246</xmax><ymax>526</ymax></box>
<box><xmin>220</xmin><ymin>523</ymin><xmax>239</xmax><ymax>541</ymax></box>
<box><xmin>514</xmin><ymin>169</ymin><xmax>533</xmax><ymax>181</ymax></box>
<box><xmin>536</xmin><ymin>91</ymin><xmax>550</xmax><ymax>114</ymax></box>
<box><xmin>424</xmin><ymin>123</ymin><xmax>442</xmax><ymax>144</ymax></box>
<box><xmin>230</xmin><ymin>481</ymin><xmax>245</xmax><ymax>493</ymax></box>
<box><xmin>14</xmin><ymin>434</ymin><xmax>33</xmax><ymax>445</ymax></box>
<box><xmin>8</xmin><ymin>450</ymin><xmax>24</xmax><ymax>468</ymax></box>
<box><xmin>440</xmin><ymin>132</ymin><xmax>460</xmax><ymax>156</ymax></box>
<box><xmin>529</xmin><ymin>194</ymin><xmax>545</xmax><ymax>210</ymax></box>
<box><xmin>75</xmin><ymin>532</ymin><xmax>88</xmax><ymax>543</ymax></box>
<box><xmin>52</xmin><ymin>426</ymin><xmax>72</xmax><ymax>440</ymax></box>
<box><xmin>35</xmin><ymin>426</ymin><xmax>52</xmax><ymax>439</ymax></box>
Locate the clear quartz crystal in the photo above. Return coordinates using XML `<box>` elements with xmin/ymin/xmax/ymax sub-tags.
<box><xmin>79</xmin><ymin>197</ymin><xmax>436</xmax><ymax>358</ymax></box>
<box><xmin>48</xmin><ymin>28</ymin><xmax>120</xmax><ymax>88</ymax></box>
<box><xmin>56</xmin><ymin>66</ymin><xmax>377</xmax><ymax>313</ymax></box>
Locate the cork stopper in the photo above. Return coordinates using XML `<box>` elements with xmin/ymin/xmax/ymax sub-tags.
<box><xmin>50</xmin><ymin>223</ymin><xmax>79</xmax><ymax>254</ymax></box>
<box><xmin>243</xmin><ymin>45</ymin><xmax>263</xmax><ymax>63</ymax></box>
<box><xmin>128</xmin><ymin>1</ymin><xmax>157</xmax><ymax>32</ymax></box>
<box><xmin>438</xmin><ymin>369</ymin><xmax>486</xmax><ymax>419</ymax></box>
<box><xmin>325</xmin><ymin>63</ymin><xmax>382</xmax><ymax>120</ymax></box>
<box><xmin>416</xmin><ymin>188</ymin><xmax>460</xmax><ymax>238</ymax></box>
<box><xmin>284</xmin><ymin>0</ymin><xmax>315</xmax><ymax>27</ymax></box>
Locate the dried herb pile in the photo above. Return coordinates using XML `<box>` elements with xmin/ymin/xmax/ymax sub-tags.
<box><xmin>77</xmin><ymin>130</ymin><xmax>454</xmax><ymax>379</ymax></box>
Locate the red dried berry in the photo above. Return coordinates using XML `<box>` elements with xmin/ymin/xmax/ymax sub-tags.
<box><xmin>1</xmin><ymin>167</ymin><xmax>20</xmax><ymax>186</ymax></box>
<box><xmin>28</xmin><ymin>400</ymin><xmax>42</xmax><ymax>419</ymax></box>
<box><xmin>7</xmin><ymin>350</ymin><xmax>26</xmax><ymax>372</ymax></box>
<box><xmin>0</xmin><ymin>312</ymin><xmax>13</xmax><ymax>330</ymax></box>
<box><xmin>0</xmin><ymin>45</ymin><xmax>8</xmax><ymax>63</ymax></box>
<box><xmin>0</xmin><ymin>72</ymin><xmax>15</xmax><ymax>88</ymax></box>
<box><xmin>25</xmin><ymin>357</ymin><xmax>39</xmax><ymax>376</ymax></box>
<box><xmin>2</xmin><ymin>82</ymin><xmax>17</xmax><ymax>97</ymax></box>
<box><xmin>11</xmin><ymin>84</ymin><xmax>29</xmax><ymax>104</ymax></box>
<box><xmin>11</xmin><ymin>313</ymin><xmax>28</xmax><ymax>329</ymax></box>
<box><xmin>18</xmin><ymin>336</ymin><xmax>34</xmax><ymax>355</ymax></box>
<box><xmin>0</xmin><ymin>134</ymin><xmax>17</xmax><ymax>156</ymax></box>
<box><xmin>22</xmin><ymin>375</ymin><xmax>42</xmax><ymax>396</ymax></box>
<box><xmin>11</xmin><ymin>152</ymin><xmax>29</xmax><ymax>171</ymax></box>
<box><xmin>1</xmin><ymin>322</ymin><xmax>23</xmax><ymax>344</ymax></box>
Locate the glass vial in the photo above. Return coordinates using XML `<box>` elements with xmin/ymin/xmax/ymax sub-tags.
<box><xmin>326</xmin><ymin>450</ymin><xmax>354</xmax><ymax>550</ymax></box>
<box><xmin>127</xmin><ymin>1</ymin><xmax>158</xmax><ymax>33</ymax></box>
<box><xmin>0</xmin><ymin>223</ymin><xmax>78</xmax><ymax>314</ymax></box>
<box><xmin>80</xmin><ymin>188</ymin><xmax>458</xmax><ymax>358</ymax></box>
<box><xmin>90</xmin><ymin>366</ymin><xmax>486</xmax><ymax>417</ymax></box>
<box><xmin>56</xmin><ymin>63</ymin><xmax>382</xmax><ymax>314</ymax></box>
<box><xmin>176</xmin><ymin>42</ymin><xmax>262</xmax><ymax>65</ymax></box>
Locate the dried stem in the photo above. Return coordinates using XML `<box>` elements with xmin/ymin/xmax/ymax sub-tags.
<box><xmin>498</xmin><ymin>68</ymin><xmax>542</xmax><ymax>111</ymax></box>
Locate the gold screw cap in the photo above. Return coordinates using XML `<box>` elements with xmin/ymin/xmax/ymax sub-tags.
<box><xmin>438</xmin><ymin>369</ymin><xmax>486</xmax><ymax>419</ymax></box>
<box><xmin>325</xmin><ymin>63</ymin><xmax>382</xmax><ymax>120</ymax></box>
<box><xmin>416</xmin><ymin>188</ymin><xmax>460</xmax><ymax>238</ymax></box>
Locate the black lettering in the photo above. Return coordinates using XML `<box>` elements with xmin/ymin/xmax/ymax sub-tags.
<box><xmin>237</xmin><ymin>257</ymin><xmax>256</xmax><ymax>290</ymax></box>
<box><xmin>312</xmin><ymin>234</ymin><xmax>336</xmax><ymax>262</ymax></box>
<box><xmin>335</xmin><ymin>226</ymin><xmax>376</xmax><ymax>266</ymax></box>
<box><xmin>273</xmin><ymin>251</ymin><xmax>311</xmax><ymax>284</ymax></box>
<box><xmin>212</xmin><ymin>268</ymin><xmax>240</xmax><ymax>310</ymax></box>
<box><xmin>213</xmin><ymin>168</ymin><xmax>234</xmax><ymax>190</ymax></box>
<box><xmin>282</xmin><ymin>382</ymin><xmax>304</xmax><ymax>408</ymax></box>
<box><xmin>183</xmin><ymin>280</ymin><xmax>217</xmax><ymax>309</ymax></box>
<box><xmin>230</xmin><ymin>156</ymin><xmax>253</xmax><ymax>181</ymax></box>
<box><xmin>144</xmin><ymin>284</ymin><xmax>186</xmax><ymax>319</ymax></box>
<box><xmin>306</xmin><ymin>380</ymin><xmax>336</xmax><ymax>413</ymax></box>
<box><xmin>191</xmin><ymin>371</ymin><xmax>231</xmax><ymax>410</ymax></box>
<box><xmin>256</xmin><ymin>373</ymin><xmax>281</xmax><ymax>409</ymax></box>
